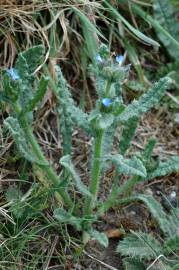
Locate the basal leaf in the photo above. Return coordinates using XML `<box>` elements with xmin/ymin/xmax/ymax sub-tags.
<box><xmin>4</xmin><ymin>117</ymin><xmax>36</xmax><ymax>163</ymax></box>
<box><xmin>131</xmin><ymin>194</ymin><xmax>176</xmax><ymax>236</ymax></box>
<box><xmin>146</xmin><ymin>156</ymin><xmax>179</xmax><ymax>180</ymax></box>
<box><xmin>123</xmin><ymin>258</ymin><xmax>146</xmax><ymax>270</ymax></box>
<box><xmin>117</xmin><ymin>231</ymin><xmax>161</xmax><ymax>260</ymax></box>
<box><xmin>107</xmin><ymin>154</ymin><xmax>146</xmax><ymax>177</ymax></box>
<box><xmin>60</xmin><ymin>155</ymin><xmax>91</xmax><ymax>197</ymax></box>
<box><xmin>90</xmin><ymin>230</ymin><xmax>109</xmax><ymax>248</ymax></box>
<box><xmin>54</xmin><ymin>208</ymin><xmax>82</xmax><ymax>231</ymax></box>
<box><xmin>4</xmin><ymin>117</ymin><xmax>47</xmax><ymax>166</ymax></box>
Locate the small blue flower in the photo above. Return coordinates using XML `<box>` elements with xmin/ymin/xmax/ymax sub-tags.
<box><xmin>102</xmin><ymin>98</ymin><xmax>112</xmax><ymax>107</ymax></box>
<box><xmin>116</xmin><ymin>55</ymin><xmax>124</xmax><ymax>65</ymax></box>
<box><xmin>95</xmin><ymin>54</ymin><xmax>103</xmax><ymax>63</ymax></box>
<box><xmin>7</xmin><ymin>68</ymin><xmax>20</xmax><ymax>80</ymax></box>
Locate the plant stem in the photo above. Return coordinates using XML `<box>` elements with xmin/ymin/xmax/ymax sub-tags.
<box><xmin>15</xmin><ymin>103</ymin><xmax>73</xmax><ymax>209</ymax></box>
<box><xmin>105</xmin><ymin>79</ymin><xmax>112</xmax><ymax>96</ymax></box>
<box><xmin>98</xmin><ymin>175</ymin><xmax>141</xmax><ymax>216</ymax></box>
<box><xmin>84</xmin><ymin>130</ymin><xmax>104</xmax><ymax>216</ymax></box>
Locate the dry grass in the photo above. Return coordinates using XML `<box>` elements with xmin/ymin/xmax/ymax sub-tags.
<box><xmin>0</xmin><ymin>0</ymin><xmax>101</xmax><ymax>71</ymax></box>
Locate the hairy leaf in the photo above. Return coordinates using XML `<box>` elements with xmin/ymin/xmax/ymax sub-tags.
<box><xmin>107</xmin><ymin>154</ymin><xmax>146</xmax><ymax>177</ymax></box>
<box><xmin>54</xmin><ymin>208</ymin><xmax>96</xmax><ymax>231</ymax></box>
<box><xmin>15</xmin><ymin>45</ymin><xmax>45</xmax><ymax>75</ymax></box>
<box><xmin>119</xmin><ymin>77</ymin><xmax>171</xmax><ymax>122</ymax></box>
<box><xmin>98</xmin><ymin>114</ymin><xmax>114</xmax><ymax>129</ymax></box>
<box><xmin>54</xmin><ymin>208</ymin><xmax>83</xmax><ymax>231</ymax></box>
<box><xmin>71</xmin><ymin>105</ymin><xmax>91</xmax><ymax>134</ymax></box>
<box><xmin>131</xmin><ymin>194</ymin><xmax>177</xmax><ymax>236</ymax></box>
<box><xmin>153</xmin><ymin>0</ymin><xmax>179</xmax><ymax>58</ymax></box>
<box><xmin>146</xmin><ymin>156</ymin><xmax>179</xmax><ymax>180</ymax></box>
<box><xmin>60</xmin><ymin>155</ymin><xmax>91</xmax><ymax>197</ymax></box>
<box><xmin>23</xmin><ymin>75</ymin><xmax>49</xmax><ymax>113</ymax></box>
<box><xmin>90</xmin><ymin>230</ymin><xmax>109</xmax><ymax>248</ymax></box>
<box><xmin>117</xmin><ymin>231</ymin><xmax>161</xmax><ymax>260</ymax></box>
<box><xmin>4</xmin><ymin>117</ymin><xmax>37</xmax><ymax>163</ymax></box>
<box><xmin>163</xmin><ymin>236</ymin><xmax>179</xmax><ymax>255</ymax></box>
<box><xmin>119</xmin><ymin>117</ymin><xmax>139</xmax><ymax>155</ymax></box>
<box><xmin>142</xmin><ymin>138</ymin><xmax>156</xmax><ymax>162</ymax></box>
<box><xmin>55</xmin><ymin>66</ymin><xmax>73</xmax><ymax>155</ymax></box>
<box><xmin>123</xmin><ymin>258</ymin><xmax>146</xmax><ymax>270</ymax></box>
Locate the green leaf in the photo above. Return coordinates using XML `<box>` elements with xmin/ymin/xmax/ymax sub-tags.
<box><xmin>71</xmin><ymin>105</ymin><xmax>91</xmax><ymax>134</ymax></box>
<box><xmin>98</xmin><ymin>114</ymin><xmax>114</xmax><ymax>130</ymax></box>
<box><xmin>4</xmin><ymin>117</ymin><xmax>47</xmax><ymax>166</ymax></box>
<box><xmin>123</xmin><ymin>258</ymin><xmax>146</xmax><ymax>270</ymax></box>
<box><xmin>141</xmin><ymin>138</ymin><xmax>156</xmax><ymax>162</ymax></box>
<box><xmin>23</xmin><ymin>75</ymin><xmax>49</xmax><ymax>113</ymax></box>
<box><xmin>146</xmin><ymin>156</ymin><xmax>179</xmax><ymax>180</ymax></box>
<box><xmin>54</xmin><ymin>208</ymin><xmax>82</xmax><ymax>231</ymax></box>
<box><xmin>119</xmin><ymin>117</ymin><xmax>139</xmax><ymax>155</ymax></box>
<box><xmin>4</xmin><ymin>117</ymin><xmax>35</xmax><ymax>162</ymax></box>
<box><xmin>90</xmin><ymin>230</ymin><xmax>109</xmax><ymax>248</ymax></box>
<box><xmin>153</xmin><ymin>0</ymin><xmax>179</xmax><ymax>58</ymax></box>
<box><xmin>117</xmin><ymin>231</ymin><xmax>161</xmax><ymax>260</ymax></box>
<box><xmin>131</xmin><ymin>194</ymin><xmax>176</xmax><ymax>236</ymax></box>
<box><xmin>163</xmin><ymin>236</ymin><xmax>179</xmax><ymax>255</ymax></box>
<box><xmin>54</xmin><ymin>66</ymin><xmax>91</xmax><ymax>156</ymax></box>
<box><xmin>15</xmin><ymin>45</ymin><xmax>45</xmax><ymax>76</ymax></box>
<box><xmin>60</xmin><ymin>155</ymin><xmax>91</xmax><ymax>197</ymax></box>
<box><xmin>108</xmin><ymin>154</ymin><xmax>146</xmax><ymax>177</ymax></box>
<box><xmin>119</xmin><ymin>77</ymin><xmax>171</xmax><ymax>122</ymax></box>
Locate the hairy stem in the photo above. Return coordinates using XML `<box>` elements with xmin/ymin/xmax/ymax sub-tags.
<box><xmin>15</xmin><ymin>103</ymin><xmax>73</xmax><ymax>208</ymax></box>
<box><xmin>84</xmin><ymin>130</ymin><xmax>104</xmax><ymax>216</ymax></box>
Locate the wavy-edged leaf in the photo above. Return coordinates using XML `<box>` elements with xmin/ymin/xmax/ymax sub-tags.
<box><xmin>122</xmin><ymin>258</ymin><xmax>146</xmax><ymax>270</ymax></box>
<box><xmin>90</xmin><ymin>230</ymin><xmax>109</xmax><ymax>248</ymax></box>
<box><xmin>15</xmin><ymin>45</ymin><xmax>45</xmax><ymax>76</ymax></box>
<box><xmin>23</xmin><ymin>75</ymin><xmax>49</xmax><ymax>113</ymax></box>
<box><xmin>117</xmin><ymin>231</ymin><xmax>161</xmax><ymax>260</ymax></box>
<box><xmin>146</xmin><ymin>156</ymin><xmax>179</xmax><ymax>180</ymax></box>
<box><xmin>107</xmin><ymin>154</ymin><xmax>146</xmax><ymax>177</ymax></box>
<box><xmin>119</xmin><ymin>77</ymin><xmax>171</xmax><ymax>122</ymax></box>
<box><xmin>70</xmin><ymin>105</ymin><xmax>91</xmax><ymax>134</ymax></box>
<box><xmin>153</xmin><ymin>0</ymin><xmax>179</xmax><ymax>58</ymax></box>
<box><xmin>4</xmin><ymin>117</ymin><xmax>35</xmax><ymax>163</ymax></box>
<box><xmin>54</xmin><ymin>66</ymin><xmax>91</xmax><ymax>154</ymax></box>
<box><xmin>4</xmin><ymin>117</ymin><xmax>47</xmax><ymax>166</ymax></box>
<box><xmin>54</xmin><ymin>208</ymin><xmax>96</xmax><ymax>231</ymax></box>
<box><xmin>119</xmin><ymin>117</ymin><xmax>139</xmax><ymax>155</ymax></box>
<box><xmin>163</xmin><ymin>236</ymin><xmax>179</xmax><ymax>255</ymax></box>
<box><xmin>54</xmin><ymin>208</ymin><xmax>82</xmax><ymax>231</ymax></box>
<box><xmin>142</xmin><ymin>138</ymin><xmax>156</xmax><ymax>162</ymax></box>
<box><xmin>60</xmin><ymin>155</ymin><xmax>91</xmax><ymax>197</ymax></box>
<box><xmin>131</xmin><ymin>194</ymin><xmax>177</xmax><ymax>236</ymax></box>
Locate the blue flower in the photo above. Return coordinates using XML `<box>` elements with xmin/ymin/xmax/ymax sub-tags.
<box><xmin>7</xmin><ymin>68</ymin><xmax>20</xmax><ymax>80</ymax></box>
<box><xmin>95</xmin><ymin>54</ymin><xmax>103</xmax><ymax>63</ymax></box>
<box><xmin>102</xmin><ymin>98</ymin><xmax>112</xmax><ymax>107</ymax></box>
<box><xmin>116</xmin><ymin>55</ymin><xmax>124</xmax><ymax>65</ymax></box>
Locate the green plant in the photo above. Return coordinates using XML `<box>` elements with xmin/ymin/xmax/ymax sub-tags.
<box><xmin>117</xmin><ymin>195</ymin><xmax>179</xmax><ymax>270</ymax></box>
<box><xmin>1</xmin><ymin>44</ymin><xmax>179</xmax><ymax>248</ymax></box>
